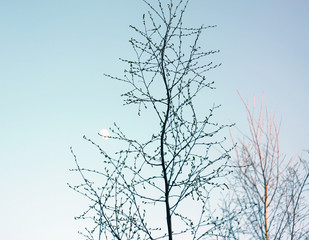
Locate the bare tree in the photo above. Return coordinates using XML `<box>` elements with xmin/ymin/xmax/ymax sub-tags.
<box><xmin>219</xmin><ymin>93</ymin><xmax>309</xmax><ymax>240</ymax></box>
<box><xmin>69</xmin><ymin>0</ymin><xmax>232</xmax><ymax>239</ymax></box>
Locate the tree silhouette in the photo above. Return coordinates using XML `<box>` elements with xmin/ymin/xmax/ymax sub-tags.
<box><xmin>69</xmin><ymin>0</ymin><xmax>232</xmax><ymax>239</ymax></box>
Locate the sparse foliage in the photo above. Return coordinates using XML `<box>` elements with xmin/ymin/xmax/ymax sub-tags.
<box><xmin>219</xmin><ymin>94</ymin><xmax>309</xmax><ymax>240</ymax></box>
<box><xmin>69</xmin><ymin>0</ymin><xmax>232</xmax><ymax>239</ymax></box>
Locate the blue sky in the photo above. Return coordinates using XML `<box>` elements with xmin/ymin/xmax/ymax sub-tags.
<box><xmin>0</xmin><ymin>1</ymin><xmax>308</xmax><ymax>239</ymax></box>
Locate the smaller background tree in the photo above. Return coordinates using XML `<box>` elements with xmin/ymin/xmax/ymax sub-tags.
<box><xmin>219</xmin><ymin>93</ymin><xmax>309</xmax><ymax>240</ymax></box>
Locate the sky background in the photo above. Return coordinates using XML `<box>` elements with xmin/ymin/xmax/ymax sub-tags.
<box><xmin>0</xmin><ymin>1</ymin><xmax>308</xmax><ymax>239</ymax></box>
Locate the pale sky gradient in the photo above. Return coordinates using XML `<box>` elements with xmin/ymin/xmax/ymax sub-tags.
<box><xmin>0</xmin><ymin>1</ymin><xmax>308</xmax><ymax>239</ymax></box>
